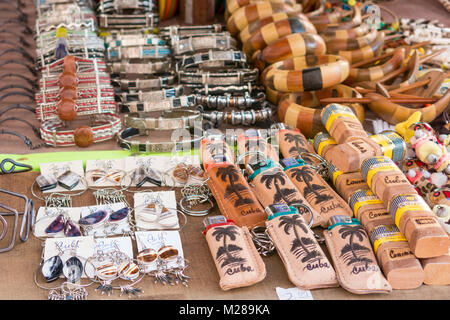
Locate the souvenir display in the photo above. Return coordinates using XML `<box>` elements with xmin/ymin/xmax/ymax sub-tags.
<box><xmin>1</xmin><ymin>0</ymin><xmax>450</xmax><ymax>302</ymax></box>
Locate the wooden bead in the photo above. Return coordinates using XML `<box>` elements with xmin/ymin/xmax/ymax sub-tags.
<box><xmin>57</xmin><ymin>98</ymin><xmax>77</xmax><ymax>121</ymax></box>
<box><xmin>59</xmin><ymin>86</ymin><xmax>77</xmax><ymax>100</ymax></box>
<box><xmin>63</xmin><ymin>55</ymin><xmax>77</xmax><ymax>74</ymax></box>
<box><xmin>59</xmin><ymin>71</ymin><xmax>77</xmax><ymax>88</ymax></box>
<box><xmin>74</xmin><ymin>125</ymin><xmax>94</xmax><ymax>147</ymax></box>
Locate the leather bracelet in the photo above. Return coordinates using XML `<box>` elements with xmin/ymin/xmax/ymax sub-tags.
<box><xmin>124</xmin><ymin>109</ymin><xmax>202</xmax><ymax>131</ymax></box>
<box><xmin>179</xmin><ymin>68</ymin><xmax>259</xmax><ymax>87</ymax></box>
<box><xmin>104</xmin><ymin>35</ymin><xmax>165</xmax><ymax>48</ymax></box>
<box><xmin>119</xmin><ymin>95</ymin><xmax>196</xmax><ymax>113</ymax></box>
<box><xmin>112</xmin><ymin>73</ymin><xmax>177</xmax><ymax>90</ymax></box>
<box><xmin>97</xmin><ymin>0</ymin><xmax>157</xmax><ymax>14</ymax></box>
<box><xmin>261</xmin><ymin>54</ymin><xmax>350</xmax><ymax>92</ymax></box>
<box><xmin>195</xmin><ymin>92</ymin><xmax>266</xmax><ymax>110</ymax></box>
<box><xmin>36</xmin><ymin>97</ymin><xmax>117</xmax><ymax>121</ymax></box>
<box><xmin>117</xmin><ymin>127</ymin><xmax>203</xmax><ymax>153</ymax></box>
<box><xmin>0</xmin><ymin>104</ymin><xmax>35</xmax><ymax>117</ymax></box>
<box><xmin>176</xmin><ymin>50</ymin><xmax>248</xmax><ymax>71</ymax></box>
<box><xmin>0</xmin><ymin>117</ymin><xmax>41</xmax><ymax>138</ymax></box>
<box><xmin>108</xmin><ymin>60</ymin><xmax>170</xmax><ymax>75</ymax></box>
<box><xmin>116</xmin><ymin>85</ymin><xmax>184</xmax><ymax>103</ymax></box>
<box><xmin>35</xmin><ymin>86</ymin><xmax>116</xmax><ymax>104</ymax></box>
<box><xmin>202</xmin><ymin>107</ymin><xmax>273</xmax><ymax>126</ymax></box>
<box><xmin>158</xmin><ymin>24</ymin><xmax>224</xmax><ymax>39</ymax></box>
<box><xmin>106</xmin><ymin>45</ymin><xmax>171</xmax><ymax>61</ymax></box>
<box><xmin>172</xmin><ymin>33</ymin><xmax>237</xmax><ymax>56</ymax></box>
<box><xmin>40</xmin><ymin>113</ymin><xmax>122</xmax><ymax>147</ymax></box>
<box><xmin>98</xmin><ymin>13</ymin><xmax>159</xmax><ymax>29</ymax></box>
<box><xmin>193</xmin><ymin>83</ymin><xmax>265</xmax><ymax>95</ymax></box>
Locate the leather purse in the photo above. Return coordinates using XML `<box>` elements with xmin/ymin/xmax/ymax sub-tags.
<box><xmin>323</xmin><ymin>215</ymin><xmax>392</xmax><ymax>294</ymax></box>
<box><xmin>265</xmin><ymin>204</ymin><xmax>339</xmax><ymax>289</ymax></box>
<box><xmin>281</xmin><ymin>158</ymin><xmax>353</xmax><ymax>226</ymax></box>
<box><xmin>203</xmin><ymin>215</ymin><xmax>266</xmax><ymax>290</ymax></box>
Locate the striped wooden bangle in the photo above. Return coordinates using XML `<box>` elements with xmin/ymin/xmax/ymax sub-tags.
<box><xmin>265</xmin><ymin>86</ymin><xmax>285</xmax><ymax>105</ymax></box>
<box><xmin>320</xmin><ymin>23</ymin><xmax>371</xmax><ymax>41</ymax></box>
<box><xmin>226</xmin><ymin>2</ymin><xmax>298</xmax><ymax>35</ymax></box>
<box><xmin>238</xmin><ymin>11</ymin><xmax>310</xmax><ymax>44</ymax></box>
<box><xmin>262</xmin><ymin>55</ymin><xmax>350</xmax><ymax>92</ymax></box>
<box><xmin>313</xmin><ymin>6</ymin><xmax>362</xmax><ymax>33</ymax></box>
<box><xmin>345</xmin><ymin>48</ymin><xmax>405</xmax><ymax>84</ymax></box>
<box><xmin>252</xmin><ymin>32</ymin><xmax>326</xmax><ymax>71</ymax></box>
<box><xmin>308</xmin><ymin>6</ymin><xmax>349</xmax><ymax>25</ymax></box>
<box><xmin>303</xmin><ymin>0</ymin><xmax>325</xmax><ymax>18</ymax></box>
<box><xmin>332</xmin><ymin>31</ymin><xmax>385</xmax><ymax>64</ymax></box>
<box><xmin>225</xmin><ymin>0</ymin><xmax>296</xmax><ymax>21</ymax></box>
<box><xmin>325</xmin><ymin>28</ymin><xmax>378</xmax><ymax>52</ymax></box>
<box><xmin>242</xmin><ymin>17</ymin><xmax>318</xmax><ymax>56</ymax></box>
<box><xmin>277</xmin><ymin>84</ymin><xmax>365</xmax><ymax>138</ymax></box>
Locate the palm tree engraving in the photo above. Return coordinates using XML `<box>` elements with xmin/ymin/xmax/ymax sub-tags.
<box><xmin>289</xmin><ymin>166</ymin><xmax>333</xmax><ymax>204</ymax></box>
<box><xmin>212</xmin><ymin>226</ymin><xmax>245</xmax><ymax>268</ymax></box>
<box><xmin>260</xmin><ymin>169</ymin><xmax>298</xmax><ymax>205</ymax></box>
<box><xmin>284</xmin><ymin>133</ymin><xmax>315</xmax><ymax>163</ymax></box>
<box><xmin>338</xmin><ymin>225</ymin><xmax>372</xmax><ymax>266</ymax></box>
<box><xmin>216</xmin><ymin>165</ymin><xmax>254</xmax><ymax>207</ymax></box>
<box><xmin>278</xmin><ymin>215</ymin><xmax>321</xmax><ymax>263</ymax></box>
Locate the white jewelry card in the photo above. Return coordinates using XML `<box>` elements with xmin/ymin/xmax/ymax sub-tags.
<box><xmin>85</xmin><ymin>158</ymin><xmax>126</xmax><ymax>187</ymax></box>
<box><xmin>39</xmin><ymin>160</ymin><xmax>85</xmax><ymax>193</ymax></box>
<box><xmin>43</xmin><ymin>236</ymin><xmax>95</xmax><ymax>279</ymax></box>
<box><xmin>34</xmin><ymin>207</ymin><xmax>82</xmax><ymax>238</ymax></box>
<box><xmin>79</xmin><ymin>202</ymin><xmax>131</xmax><ymax>237</ymax></box>
<box><xmin>135</xmin><ymin>230</ymin><xmax>184</xmax><ymax>273</ymax></box>
<box><xmin>134</xmin><ymin>191</ymin><xmax>179</xmax><ymax>230</ymax></box>
<box><xmin>93</xmin><ymin>237</ymin><xmax>134</xmax><ymax>260</ymax></box>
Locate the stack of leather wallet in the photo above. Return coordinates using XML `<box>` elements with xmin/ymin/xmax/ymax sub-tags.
<box><xmin>34</xmin><ymin>0</ymin><xmax>121</xmax><ymax>148</ymax></box>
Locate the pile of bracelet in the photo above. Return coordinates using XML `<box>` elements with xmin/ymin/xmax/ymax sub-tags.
<box><xmin>96</xmin><ymin>0</ymin><xmax>159</xmax><ymax>29</ymax></box>
<box><xmin>168</xmin><ymin>23</ymin><xmax>273</xmax><ymax>127</ymax></box>
<box><xmin>0</xmin><ymin>0</ymin><xmax>41</xmax><ymax>149</ymax></box>
<box><xmin>34</xmin><ymin>0</ymin><xmax>121</xmax><ymax>148</ymax></box>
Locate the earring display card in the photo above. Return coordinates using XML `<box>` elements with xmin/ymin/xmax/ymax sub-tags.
<box><xmin>79</xmin><ymin>202</ymin><xmax>131</xmax><ymax>237</ymax></box>
<box><xmin>134</xmin><ymin>191</ymin><xmax>179</xmax><ymax>230</ymax></box>
<box><xmin>85</xmin><ymin>159</ymin><xmax>126</xmax><ymax>187</ymax></box>
<box><xmin>43</xmin><ymin>236</ymin><xmax>95</xmax><ymax>279</ymax></box>
<box><xmin>124</xmin><ymin>155</ymin><xmax>201</xmax><ymax>187</ymax></box>
<box><xmin>135</xmin><ymin>230</ymin><xmax>185</xmax><ymax>273</ymax></box>
<box><xmin>40</xmin><ymin>161</ymin><xmax>85</xmax><ymax>193</ymax></box>
<box><xmin>34</xmin><ymin>207</ymin><xmax>82</xmax><ymax>238</ymax></box>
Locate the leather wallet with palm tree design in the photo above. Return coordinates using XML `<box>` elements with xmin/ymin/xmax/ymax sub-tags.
<box><xmin>245</xmin><ymin>159</ymin><xmax>323</xmax><ymax>228</ymax></box>
<box><xmin>206</xmin><ymin>160</ymin><xmax>267</xmax><ymax>229</ymax></box>
<box><xmin>265</xmin><ymin>207</ymin><xmax>339</xmax><ymax>289</ymax></box>
<box><xmin>281</xmin><ymin>158</ymin><xmax>353</xmax><ymax>227</ymax></box>
<box><xmin>203</xmin><ymin>216</ymin><xmax>266</xmax><ymax>290</ymax></box>
<box><xmin>323</xmin><ymin>215</ymin><xmax>392</xmax><ymax>294</ymax></box>
<box><xmin>278</xmin><ymin>128</ymin><xmax>321</xmax><ymax>166</ymax></box>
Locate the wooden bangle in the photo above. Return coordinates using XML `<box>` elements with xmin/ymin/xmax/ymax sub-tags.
<box><xmin>238</xmin><ymin>11</ymin><xmax>310</xmax><ymax>44</ymax></box>
<box><xmin>225</xmin><ymin>0</ymin><xmax>296</xmax><ymax>21</ymax></box>
<box><xmin>320</xmin><ymin>23</ymin><xmax>371</xmax><ymax>41</ymax></box>
<box><xmin>277</xmin><ymin>84</ymin><xmax>365</xmax><ymax>138</ymax></box>
<box><xmin>313</xmin><ymin>6</ymin><xmax>362</xmax><ymax>33</ymax></box>
<box><xmin>303</xmin><ymin>0</ymin><xmax>325</xmax><ymax>18</ymax></box>
<box><xmin>262</xmin><ymin>54</ymin><xmax>350</xmax><ymax>92</ymax></box>
<box><xmin>265</xmin><ymin>86</ymin><xmax>285</xmax><ymax>104</ymax></box>
<box><xmin>325</xmin><ymin>28</ymin><xmax>378</xmax><ymax>52</ymax></box>
<box><xmin>242</xmin><ymin>17</ymin><xmax>318</xmax><ymax>56</ymax></box>
<box><xmin>332</xmin><ymin>31</ymin><xmax>385</xmax><ymax>64</ymax></box>
<box><xmin>345</xmin><ymin>47</ymin><xmax>405</xmax><ymax>84</ymax></box>
<box><xmin>252</xmin><ymin>32</ymin><xmax>326</xmax><ymax>71</ymax></box>
<box><xmin>226</xmin><ymin>2</ymin><xmax>298</xmax><ymax>35</ymax></box>
<box><xmin>366</xmin><ymin>89</ymin><xmax>450</xmax><ymax>125</ymax></box>
<box><xmin>308</xmin><ymin>6</ymin><xmax>350</xmax><ymax>25</ymax></box>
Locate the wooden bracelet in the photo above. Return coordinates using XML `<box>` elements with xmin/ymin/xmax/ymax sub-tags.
<box><xmin>332</xmin><ymin>31</ymin><xmax>385</xmax><ymax>64</ymax></box>
<box><xmin>303</xmin><ymin>0</ymin><xmax>325</xmax><ymax>18</ymax></box>
<box><xmin>366</xmin><ymin>89</ymin><xmax>450</xmax><ymax>124</ymax></box>
<box><xmin>320</xmin><ymin>23</ymin><xmax>372</xmax><ymax>41</ymax></box>
<box><xmin>345</xmin><ymin>47</ymin><xmax>405</xmax><ymax>84</ymax></box>
<box><xmin>277</xmin><ymin>84</ymin><xmax>365</xmax><ymax>138</ymax></box>
<box><xmin>325</xmin><ymin>28</ymin><xmax>378</xmax><ymax>52</ymax></box>
<box><xmin>226</xmin><ymin>2</ymin><xmax>298</xmax><ymax>35</ymax></box>
<box><xmin>262</xmin><ymin>54</ymin><xmax>350</xmax><ymax>92</ymax></box>
<box><xmin>242</xmin><ymin>17</ymin><xmax>318</xmax><ymax>56</ymax></box>
<box><xmin>238</xmin><ymin>11</ymin><xmax>310</xmax><ymax>44</ymax></box>
<box><xmin>313</xmin><ymin>6</ymin><xmax>362</xmax><ymax>33</ymax></box>
<box><xmin>225</xmin><ymin>0</ymin><xmax>296</xmax><ymax>21</ymax></box>
<box><xmin>308</xmin><ymin>6</ymin><xmax>350</xmax><ymax>25</ymax></box>
<box><xmin>252</xmin><ymin>32</ymin><xmax>326</xmax><ymax>71</ymax></box>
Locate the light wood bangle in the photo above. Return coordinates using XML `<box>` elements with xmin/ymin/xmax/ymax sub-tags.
<box><xmin>262</xmin><ymin>54</ymin><xmax>350</xmax><ymax>92</ymax></box>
